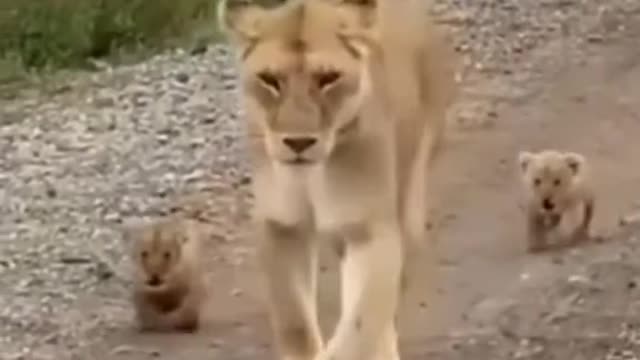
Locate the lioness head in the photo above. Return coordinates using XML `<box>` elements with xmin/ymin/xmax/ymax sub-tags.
<box><xmin>219</xmin><ymin>0</ymin><xmax>378</xmax><ymax>166</ymax></box>
<box><xmin>518</xmin><ymin>150</ymin><xmax>586</xmax><ymax>215</ymax></box>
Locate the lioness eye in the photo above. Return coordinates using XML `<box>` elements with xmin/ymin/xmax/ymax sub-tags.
<box><xmin>315</xmin><ymin>71</ymin><xmax>341</xmax><ymax>90</ymax></box>
<box><xmin>533</xmin><ymin>178</ymin><xmax>541</xmax><ymax>186</ymax></box>
<box><xmin>141</xmin><ymin>251</ymin><xmax>148</xmax><ymax>259</ymax></box>
<box><xmin>553</xmin><ymin>178</ymin><xmax>561</xmax><ymax>186</ymax></box>
<box><xmin>163</xmin><ymin>251</ymin><xmax>171</xmax><ymax>260</ymax></box>
<box><xmin>257</xmin><ymin>71</ymin><xmax>280</xmax><ymax>92</ymax></box>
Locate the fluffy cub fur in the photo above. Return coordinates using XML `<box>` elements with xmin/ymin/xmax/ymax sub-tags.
<box><xmin>218</xmin><ymin>0</ymin><xmax>458</xmax><ymax>359</ymax></box>
<box><xmin>518</xmin><ymin>150</ymin><xmax>595</xmax><ymax>253</ymax></box>
<box><xmin>127</xmin><ymin>217</ymin><xmax>207</xmax><ymax>332</ymax></box>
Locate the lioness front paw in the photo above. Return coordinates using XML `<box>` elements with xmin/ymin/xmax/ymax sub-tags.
<box><xmin>312</xmin><ymin>348</ymin><xmax>348</xmax><ymax>360</ymax></box>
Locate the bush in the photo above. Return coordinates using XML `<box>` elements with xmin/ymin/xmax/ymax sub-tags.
<box><xmin>0</xmin><ymin>0</ymin><xmax>220</xmax><ymax>77</ymax></box>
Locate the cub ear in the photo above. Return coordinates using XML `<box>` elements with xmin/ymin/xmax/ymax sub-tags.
<box><xmin>181</xmin><ymin>218</ymin><xmax>206</xmax><ymax>244</ymax></box>
<box><xmin>121</xmin><ymin>220</ymin><xmax>144</xmax><ymax>243</ymax></box>
<box><xmin>517</xmin><ymin>151</ymin><xmax>534</xmax><ymax>173</ymax></box>
<box><xmin>121</xmin><ymin>219</ymin><xmax>147</xmax><ymax>255</ymax></box>
<box><xmin>217</xmin><ymin>0</ymin><xmax>269</xmax><ymax>47</ymax></box>
<box><xmin>564</xmin><ymin>152</ymin><xmax>585</xmax><ymax>175</ymax></box>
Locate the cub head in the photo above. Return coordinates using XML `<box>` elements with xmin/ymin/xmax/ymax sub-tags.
<box><xmin>219</xmin><ymin>0</ymin><xmax>379</xmax><ymax>166</ymax></box>
<box><xmin>518</xmin><ymin>150</ymin><xmax>586</xmax><ymax>215</ymax></box>
<box><xmin>127</xmin><ymin>218</ymin><xmax>194</xmax><ymax>289</ymax></box>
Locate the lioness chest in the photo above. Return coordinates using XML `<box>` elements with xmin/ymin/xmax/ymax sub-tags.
<box><xmin>253</xmin><ymin>145</ymin><xmax>396</xmax><ymax>235</ymax></box>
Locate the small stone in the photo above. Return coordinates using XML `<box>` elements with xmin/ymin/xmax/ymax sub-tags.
<box><xmin>209</xmin><ymin>339</ymin><xmax>224</xmax><ymax>348</ymax></box>
<box><xmin>568</xmin><ymin>275</ymin><xmax>590</xmax><ymax>284</ymax></box>
<box><xmin>175</xmin><ymin>72</ymin><xmax>190</xmax><ymax>84</ymax></box>
<box><xmin>586</xmin><ymin>33</ymin><xmax>604</xmax><ymax>43</ymax></box>
<box><xmin>149</xmin><ymin>349</ymin><xmax>161</xmax><ymax>357</ymax></box>
<box><xmin>93</xmin><ymin>96</ymin><xmax>116</xmax><ymax>108</ymax></box>
<box><xmin>111</xmin><ymin>345</ymin><xmax>137</xmax><ymax>355</ymax></box>
<box><xmin>60</xmin><ymin>256</ymin><xmax>92</xmax><ymax>265</ymax></box>
<box><xmin>628</xmin><ymin>280</ymin><xmax>637</xmax><ymax>290</ymax></box>
<box><xmin>45</xmin><ymin>186</ymin><xmax>57</xmax><ymax>198</ymax></box>
<box><xmin>105</xmin><ymin>212</ymin><xmax>121</xmax><ymax>223</ymax></box>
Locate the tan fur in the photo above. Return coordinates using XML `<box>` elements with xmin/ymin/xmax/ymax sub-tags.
<box><xmin>126</xmin><ymin>217</ymin><xmax>207</xmax><ymax>332</ymax></box>
<box><xmin>218</xmin><ymin>0</ymin><xmax>458</xmax><ymax>358</ymax></box>
<box><xmin>518</xmin><ymin>150</ymin><xmax>595</xmax><ymax>253</ymax></box>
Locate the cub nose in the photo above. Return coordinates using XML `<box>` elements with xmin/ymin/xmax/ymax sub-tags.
<box><xmin>542</xmin><ymin>197</ymin><xmax>555</xmax><ymax>211</ymax></box>
<box><xmin>147</xmin><ymin>274</ymin><xmax>162</xmax><ymax>286</ymax></box>
<box><xmin>282</xmin><ymin>137</ymin><xmax>317</xmax><ymax>154</ymax></box>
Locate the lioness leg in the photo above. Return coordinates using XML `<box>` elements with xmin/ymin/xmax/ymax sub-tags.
<box><xmin>320</xmin><ymin>222</ymin><xmax>403</xmax><ymax>360</ymax></box>
<box><xmin>259</xmin><ymin>220</ymin><xmax>323</xmax><ymax>360</ymax></box>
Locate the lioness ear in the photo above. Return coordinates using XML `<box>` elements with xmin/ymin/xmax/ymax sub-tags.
<box><xmin>337</xmin><ymin>28</ymin><xmax>378</xmax><ymax>59</ymax></box>
<box><xmin>518</xmin><ymin>151</ymin><xmax>534</xmax><ymax>173</ymax></box>
<box><xmin>337</xmin><ymin>0</ymin><xmax>377</xmax><ymax>24</ymax></box>
<box><xmin>334</xmin><ymin>0</ymin><xmax>379</xmax><ymax>58</ymax></box>
<box><xmin>564</xmin><ymin>152</ymin><xmax>585</xmax><ymax>175</ymax></box>
<box><xmin>217</xmin><ymin>0</ymin><xmax>269</xmax><ymax>47</ymax></box>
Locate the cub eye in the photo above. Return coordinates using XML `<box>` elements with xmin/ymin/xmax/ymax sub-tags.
<box><xmin>314</xmin><ymin>71</ymin><xmax>341</xmax><ymax>90</ymax></box>
<box><xmin>257</xmin><ymin>71</ymin><xmax>281</xmax><ymax>92</ymax></box>
<box><xmin>553</xmin><ymin>178</ymin><xmax>561</xmax><ymax>186</ymax></box>
<box><xmin>163</xmin><ymin>251</ymin><xmax>171</xmax><ymax>260</ymax></box>
<box><xmin>533</xmin><ymin>178</ymin><xmax>541</xmax><ymax>187</ymax></box>
<box><xmin>141</xmin><ymin>251</ymin><xmax>148</xmax><ymax>260</ymax></box>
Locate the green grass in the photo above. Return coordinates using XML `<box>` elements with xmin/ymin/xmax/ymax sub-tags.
<box><xmin>0</xmin><ymin>0</ymin><xmax>222</xmax><ymax>84</ymax></box>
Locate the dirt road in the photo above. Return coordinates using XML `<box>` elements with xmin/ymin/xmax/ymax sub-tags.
<box><xmin>2</xmin><ymin>0</ymin><xmax>640</xmax><ymax>359</ymax></box>
<box><xmin>100</xmin><ymin>4</ymin><xmax>640</xmax><ymax>359</ymax></box>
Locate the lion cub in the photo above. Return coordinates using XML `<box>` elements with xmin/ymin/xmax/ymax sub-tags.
<box><xmin>518</xmin><ymin>150</ymin><xmax>595</xmax><ymax>253</ymax></box>
<box><xmin>126</xmin><ymin>217</ymin><xmax>207</xmax><ymax>332</ymax></box>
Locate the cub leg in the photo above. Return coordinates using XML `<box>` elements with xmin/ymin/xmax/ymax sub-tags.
<box><xmin>133</xmin><ymin>292</ymin><xmax>179</xmax><ymax>332</ymax></box>
<box><xmin>526</xmin><ymin>210</ymin><xmax>549</xmax><ymax>253</ymax></box>
<box><xmin>163</xmin><ymin>287</ymin><xmax>203</xmax><ymax>332</ymax></box>
<box><xmin>570</xmin><ymin>196</ymin><xmax>595</xmax><ymax>244</ymax></box>
<box><xmin>259</xmin><ymin>219</ymin><xmax>323</xmax><ymax>360</ymax></box>
<box><xmin>133</xmin><ymin>291</ymin><xmax>167</xmax><ymax>332</ymax></box>
<box><xmin>319</xmin><ymin>221</ymin><xmax>403</xmax><ymax>360</ymax></box>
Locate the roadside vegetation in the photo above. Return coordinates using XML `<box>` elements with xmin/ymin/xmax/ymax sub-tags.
<box><xmin>0</xmin><ymin>0</ymin><xmax>221</xmax><ymax>85</ymax></box>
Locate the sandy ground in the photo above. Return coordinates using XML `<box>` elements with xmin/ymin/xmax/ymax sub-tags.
<box><xmin>2</xmin><ymin>0</ymin><xmax>640</xmax><ymax>359</ymax></box>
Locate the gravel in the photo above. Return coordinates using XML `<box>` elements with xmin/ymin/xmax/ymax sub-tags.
<box><xmin>0</xmin><ymin>45</ymin><xmax>253</xmax><ymax>358</ymax></box>
<box><xmin>1</xmin><ymin>0</ymin><xmax>639</xmax><ymax>358</ymax></box>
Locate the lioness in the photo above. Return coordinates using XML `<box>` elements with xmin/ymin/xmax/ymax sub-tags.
<box><xmin>218</xmin><ymin>0</ymin><xmax>457</xmax><ymax>358</ymax></box>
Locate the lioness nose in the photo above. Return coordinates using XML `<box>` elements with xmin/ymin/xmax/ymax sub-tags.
<box><xmin>282</xmin><ymin>137</ymin><xmax>317</xmax><ymax>154</ymax></box>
